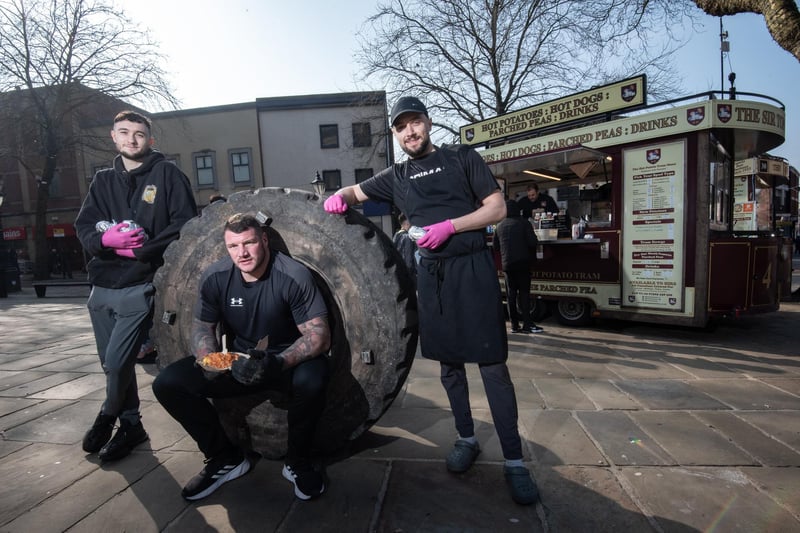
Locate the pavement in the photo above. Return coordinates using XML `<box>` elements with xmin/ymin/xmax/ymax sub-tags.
<box><xmin>1</xmin><ymin>264</ymin><xmax>799</xmax><ymax>532</ymax></box>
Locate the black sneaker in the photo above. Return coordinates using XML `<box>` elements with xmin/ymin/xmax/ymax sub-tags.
<box><xmin>182</xmin><ymin>450</ymin><xmax>251</xmax><ymax>501</ymax></box>
<box><xmin>525</xmin><ymin>325</ymin><xmax>544</xmax><ymax>333</ymax></box>
<box><xmin>511</xmin><ymin>324</ymin><xmax>522</xmax><ymax>333</ymax></box>
<box><xmin>282</xmin><ymin>461</ymin><xmax>325</xmax><ymax>500</ymax></box>
<box><xmin>82</xmin><ymin>412</ymin><xmax>116</xmax><ymax>453</ymax></box>
<box><xmin>98</xmin><ymin>420</ymin><xmax>149</xmax><ymax>462</ymax></box>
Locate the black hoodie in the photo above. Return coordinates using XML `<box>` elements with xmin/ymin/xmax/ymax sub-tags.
<box><xmin>74</xmin><ymin>150</ymin><xmax>198</xmax><ymax>288</ymax></box>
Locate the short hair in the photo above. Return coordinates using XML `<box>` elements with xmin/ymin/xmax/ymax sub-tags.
<box><xmin>527</xmin><ymin>183</ymin><xmax>540</xmax><ymax>192</ymax></box>
<box><xmin>224</xmin><ymin>213</ymin><xmax>264</xmax><ymax>236</ymax></box>
<box><xmin>113</xmin><ymin>110</ymin><xmax>152</xmax><ymax>132</ymax></box>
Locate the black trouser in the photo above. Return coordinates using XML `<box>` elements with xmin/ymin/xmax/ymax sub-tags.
<box><xmin>503</xmin><ymin>266</ymin><xmax>532</xmax><ymax>328</ymax></box>
<box><xmin>152</xmin><ymin>356</ymin><xmax>328</xmax><ymax>461</ymax></box>
<box><xmin>440</xmin><ymin>361</ymin><xmax>523</xmax><ymax>460</ymax></box>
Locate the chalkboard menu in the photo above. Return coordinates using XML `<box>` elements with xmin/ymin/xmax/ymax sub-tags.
<box><xmin>556</xmin><ymin>213</ymin><xmax>571</xmax><ymax>238</ymax></box>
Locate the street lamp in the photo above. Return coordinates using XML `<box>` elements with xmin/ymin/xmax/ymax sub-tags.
<box><xmin>0</xmin><ymin>190</ymin><xmax>6</xmax><ymax>298</ymax></box>
<box><xmin>311</xmin><ymin>171</ymin><xmax>326</xmax><ymax>197</ymax></box>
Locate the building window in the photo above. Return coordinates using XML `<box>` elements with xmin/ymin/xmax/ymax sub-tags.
<box><xmin>322</xmin><ymin>170</ymin><xmax>341</xmax><ymax>191</ymax></box>
<box><xmin>164</xmin><ymin>155</ymin><xmax>181</xmax><ymax>168</ymax></box>
<box><xmin>193</xmin><ymin>151</ymin><xmax>216</xmax><ymax>188</ymax></box>
<box><xmin>355</xmin><ymin>168</ymin><xmax>373</xmax><ymax>183</ymax></box>
<box><xmin>319</xmin><ymin>124</ymin><xmax>339</xmax><ymax>149</ymax></box>
<box><xmin>352</xmin><ymin>122</ymin><xmax>372</xmax><ymax>147</ymax></box>
<box><xmin>229</xmin><ymin>148</ymin><xmax>253</xmax><ymax>184</ymax></box>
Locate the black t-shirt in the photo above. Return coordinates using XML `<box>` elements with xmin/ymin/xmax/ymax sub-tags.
<box><xmin>518</xmin><ymin>193</ymin><xmax>559</xmax><ymax>219</ymax></box>
<box><xmin>195</xmin><ymin>250</ymin><xmax>327</xmax><ymax>354</ymax></box>
<box><xmin>360</xmin><ymin>144</ymin><xmax>499</xmax><ymax>258</ymax></box>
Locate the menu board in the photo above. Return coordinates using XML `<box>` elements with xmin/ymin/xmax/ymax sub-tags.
<box><xmin>622</xmin><ymin>141</ymin><xmax>686</xmax><ymax>311</ymax></box>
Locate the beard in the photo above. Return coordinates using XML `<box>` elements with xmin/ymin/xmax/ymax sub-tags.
<box><xmin>120</xmin><ymin>146</ymin><xmax>152</xmax><ymax>161</ymax></box>
<box><xmin>401</xmin><ymin>135</ymin><xmax>432</xmax><ymax>159</ymax></box>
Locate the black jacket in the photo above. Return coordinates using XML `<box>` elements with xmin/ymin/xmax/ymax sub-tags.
<box><xmin>493</xmin><ymin>206</ymin><xmax>538</xmax><ymax>271</ymax></box>
<box><xmin>74</xmin><ymin>151</ymin><xmax>198</xmax><ymax>288</ymax></box>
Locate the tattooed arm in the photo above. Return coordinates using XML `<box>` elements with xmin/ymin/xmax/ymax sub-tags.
<box><xmin>191</xmin><ymin>317</ymin><xmax>221</xmax><ymax>360</ymax></box>
<box><xmin>276</xmin><ymin>315</ymin><xmax>331</xmax><ymax>369</ymax></box>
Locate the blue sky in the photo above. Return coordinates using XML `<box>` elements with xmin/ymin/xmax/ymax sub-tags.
<box><xmin>132</xmin><ymin>1</ymin><xmax>799</xmax><ymax>167</ymax></box>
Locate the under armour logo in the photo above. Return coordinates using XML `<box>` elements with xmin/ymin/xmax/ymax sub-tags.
<box><xmin>230</xmin><ymin>297</ymin><xmax>244</xmax><ymax>307</ymax></box>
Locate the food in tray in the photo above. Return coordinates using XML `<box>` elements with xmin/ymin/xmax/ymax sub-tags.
<box><xmin>200</xmin><ymin>351</ymin><xmax>242</xmax><ymax>370</ymax></box>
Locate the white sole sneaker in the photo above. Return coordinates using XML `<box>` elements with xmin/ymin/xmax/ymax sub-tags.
<box><xmin>183</xmin><ymin>458</ymin><xmax>251</xmax><ymax>501</ymax></box>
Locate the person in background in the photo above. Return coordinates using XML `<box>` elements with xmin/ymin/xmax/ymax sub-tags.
<box><xmin>392</xmin><ymin>212</ymin><xmax>418</xmax><ymax>287</ymax></box>
<box><xmin>74</xmin><ymin>110</ymin><xmax>198</xmax><ymax>462</ymax></box>
<box><xmin>493</xmin><ymin>199</ymin><xmax>543</xmax><ymax>334</ymax></box>
<box><xmin>323</xmin><ymin>96</ymin><xmax>538</xmax><ymax>506</ymax></box>
<box><xmin>152</xmin><ymin>213</ymin><xmax>331</xmax><ymax>502</ymax></box>
<box><xmin>517</xmin><ymin>183</ymin><xmax>559</xmax><ymax>220</ymax></box>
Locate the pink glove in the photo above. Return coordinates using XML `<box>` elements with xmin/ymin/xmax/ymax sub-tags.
<box><xmin>324</xmin><ymin>194</ymin><xmax>349</xmax><ymax>214</ymax></box>
<box><xmin>101</xmin><ymin>222</ymin><xmax>145</xmax><ymax>249</ymax></box>
<box><xmin>115</xmin><ymin>248</ymin><xmax>136</xmax><ymax>259</ymax></box>
<box><xmin>417</xmin><ymin>220</ymin><xmax>455</xmax><ymax>249</ymax></box>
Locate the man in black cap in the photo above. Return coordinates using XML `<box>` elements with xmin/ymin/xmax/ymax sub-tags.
<box><xmin>323</xmin><ymin>96</ymin><xmax>538</xmax><ymax>505</ymax></box>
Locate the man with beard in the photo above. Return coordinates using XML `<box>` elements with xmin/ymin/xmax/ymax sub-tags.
<box><xmin>152</xmin><ymin>213</ymin><xmax>331</xmax><ymax>501</ymax></box>
<box><xmin>75</xmin><ymin>111</ymin><xmax>197</xmax><ymax>462</ymax></box>
<box><xmin>323</xmin><ymin>96</ymin><xmax>538</xmax><ymax>505</ymax></box>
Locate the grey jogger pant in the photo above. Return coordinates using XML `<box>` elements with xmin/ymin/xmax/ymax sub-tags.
<box><xmin>87</xmin><ymin>283</ymin><xmax>154</xmax><ymax>424</ymax></box>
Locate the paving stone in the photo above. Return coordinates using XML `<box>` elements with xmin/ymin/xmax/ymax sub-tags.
<box><xmin>507</xmin><ymin>355</ymin><xmax>574</xmax><ymax>379</ymax></box>
<box><xmin>34</xmin><ymin>354</ymin><xmax>100</xmax><ymax>372</ymax></box>
<box><xmin>690</xmin><ymin>378</ymin><xmax>800</xmax><ymax>410</ymax></box>
<box><xmin>518</xmin><ymin>410</ymin><xmax>606</xmax><ymax>466</ymax></box>
<box><xmin>0</xmin><ymin>439</ymin><xmax>29</xmax><ymax>460</ymax></box>
<box><xmin>737</xmin><ymin>412</ymin><xmax>800</xmax><ymax>451</ymax></box>
<box><xmin>4</xmin><ymin>399</ymin><xmax>113</xmax><ymax>445</ymax></box>
<box><xmin>577</xmin><ymin>411</ymin><xmax>674</xmax><ymax>466</ymax></box>
<box><xmin>375</xmin><ymin>460</ymin><xmax>542</xmax><ymax>531</ymax></box>
<box><xmin>741</xmin><ymin>466</ymin><xmax>800</xmax><ymax>518</ymax></box>
<box><xmin>558</xmin><ymin>359</ymin><xmax>620</xmax><ymax>379</ymax></box>
<box><xmin>0</xmin><ymin>443</ymin><xmax>98</xmax><ymax>525</ymax></box>
<box><xmin>0</xmin><ymin>399</ymin><xmax>74</xmax><ymax>433</ymax></box>
<box><xmin>612</xmin><ymin>379</ymin><xmax>729</xmax><ymax>410</ymax></box>
<box><xmin>28</xmin><ymin>373</ymin><xmax>104</xmax><ymax>400</ymax></box>
<box><xmin>662</xmin><ymin>353</ymin><xmax>746</xmax><ymax>378</ymax></box>
<box><xmin>349</xmin><ymin>407</ymin><xmax>509</xmax><ymax>462</ymax></box>
<box><xmin>759</xmin><ymin>377</ymin><xmax>800</xmax><ymax>396</ymax></box>
<box><xmin>281</xmin><ymin>459</ymin><xmax>386</xmax><ymax>532</ymax></box>
<box><xmin>694</xmin><ymin>411</ymin><xmax>800</xmax><ymax>466</ymax></box>
<box><xmin>575</xmin><ymin>379</ymin><xmax>641</xmax><ymax>410</ymax></box>
<box><xmin>606</xmin><ymin>358</ymin><xmax>694</xmax><ymax>379</ymax></box>
<box><xmin>0</xmin><ymin>371</ymin><xmax>50</xmax><ymax>391</ymax></box>
<box><xmin>534</xmin><ymin>379</ymin><xmax>595</xmax><ymax>409</ymax></box>
<box><xmin>0</xmin><ymin>397</ymin><xmax>42</xmax><ymax>418</ymax></box>
<box><xmin>2</xmin><ymin>449</ymin><xmax>169</xmax><ymax>532</ymax></box>
<box><xmin>537</xmin><ymin>466</ymin><xmax>656</xmax><ymax>532</ymax></box>
<box><xmin>619</xmin><ymin>466</ymin><xmax>800</xmax><ymax>532</ymax></box>
<box><xmin>0</xmin><ymin>372</ymin><xmax>83</xmax><ymax>398</ymax></box>
<box><xmin>629</xmin><ymin>411</ymin><xmax>757</xmax><ymax>465</ymax></box>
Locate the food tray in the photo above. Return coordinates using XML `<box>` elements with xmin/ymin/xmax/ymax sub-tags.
<box><xmin>198</xmin><ymin>351</ymin><xmax>248</xmax><ymax>372</ymax></box>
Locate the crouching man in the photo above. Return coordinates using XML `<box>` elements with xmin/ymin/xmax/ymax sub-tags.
<box><xmin>152</xmin><ymin>213</ymin><xmax>331</xmax><ymax>501</ymax></box>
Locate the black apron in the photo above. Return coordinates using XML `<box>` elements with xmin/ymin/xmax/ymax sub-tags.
<box><xmin>405</xmin><ymin>159</ymin><xmax>508</xmax><ymax>364</ymax></box>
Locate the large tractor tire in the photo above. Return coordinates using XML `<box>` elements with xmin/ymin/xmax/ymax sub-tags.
<box><xmin>152</xmin><ymin>187</ymin><xmax>418</xmax><ymax>458</ymax></box>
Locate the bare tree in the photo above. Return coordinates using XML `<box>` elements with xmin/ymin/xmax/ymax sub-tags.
<box><xmin>0</xmin><ymin>0</ymin><xmax>176</xmax><ymax>279</ymax></box>
<box><xmin>356</xmin><ymin>0</ymin><xmax>700</xmax><ymax>140</ymax></box>
<box><xmin>693</xmin><ymin>0</ymin><xmax>800</xmax><ymax>61</ymax></box>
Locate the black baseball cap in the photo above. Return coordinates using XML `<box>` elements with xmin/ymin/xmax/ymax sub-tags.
<box><xmin>390</xmin><ymin>96</ymin><xmax>428</xmax><ymax>126</ymax></box>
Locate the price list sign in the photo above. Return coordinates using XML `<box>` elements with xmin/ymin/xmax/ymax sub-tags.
<box><xmin>622</xmin><ymin>140</ymin><xmax>686</xmax><ymax>311</ymax></box>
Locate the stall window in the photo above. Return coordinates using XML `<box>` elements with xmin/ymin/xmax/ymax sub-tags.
<box><xmin>708</xmin><ymin>143</ymin><xmax>731</xmax><ymax>231</ymax></box>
